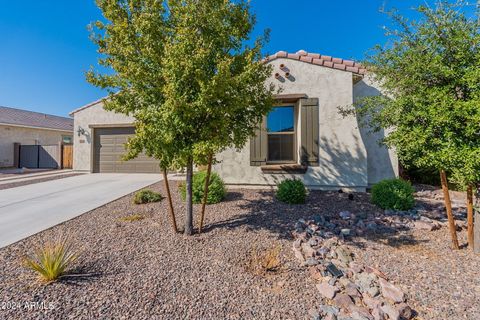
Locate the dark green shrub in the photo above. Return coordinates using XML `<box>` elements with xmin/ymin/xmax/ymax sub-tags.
<box><xmin>371</xmin><ymin>178</ymin><xmax>415</xmax><ymax>210</ymax></box>
<box><xmin>179</xmin><ymin>171</ymin><xmax>226</xmax><ymax>204</ymax></box>
<box><xmin>133</xmin><ymin>189</ymin><xmax>163</xmax><ymax>204</ymax></box>
<box><xmin>276</xmin><ymin>179</ymin><xmax>307</xmax><ymax>204</ymax></box>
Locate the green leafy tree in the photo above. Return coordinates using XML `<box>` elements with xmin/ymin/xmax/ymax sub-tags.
<box><xmin>342</xmin><ymin>1</ymin><xmax>480</xmax><ymax>249</ymax></box>
<box><xmin>87</xmin><ymin>0</ymin><xmax>273</xmax><ymax>235</ymax></box>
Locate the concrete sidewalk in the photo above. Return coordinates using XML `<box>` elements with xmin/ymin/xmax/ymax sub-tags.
<box><xmin>0</xmin><ymin>169</ymin><xmax>74</xmax><ymax>184</ymax></box>
<box><xmin>0</xmin><ymin>173</ymin><xmax>161</xmax><ymax>248</ymax></box>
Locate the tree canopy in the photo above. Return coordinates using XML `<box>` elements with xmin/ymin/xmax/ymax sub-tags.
<box><xmin>349</xmin><ymin>1</ymin><xmax>480</xmax><ymax>182</ymax></box>
<box><xmin>87</xmin><ymin>0</ymin><xmax>274</xmax><ymax>234</ymax></box>
<box><xmin>341</xmin><ymin>1</ymin><xmax>480</xmax><ymax>249</ymax></box>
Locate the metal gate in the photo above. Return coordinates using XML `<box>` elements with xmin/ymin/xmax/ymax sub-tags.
<box><xmin>19</xmin><ymin>145</ymin><xmax>59</xmax><ymax>169</ymax></box>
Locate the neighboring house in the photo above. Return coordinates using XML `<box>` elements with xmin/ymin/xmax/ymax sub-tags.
<box><xmin>0</xmin><ymin>106</ymin><xmax>73</xmax><ymax>168</ymax></box>
<box><xmin>71</xmin><ymin>50</ymin><xmax>398</xmax><ymax>190</ymax></box>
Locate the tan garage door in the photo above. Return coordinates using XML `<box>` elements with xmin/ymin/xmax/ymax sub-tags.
<box><xmin>93</xmin><ymin>127</ymin><xmax>160</xmax><ymax>173</ymax></box>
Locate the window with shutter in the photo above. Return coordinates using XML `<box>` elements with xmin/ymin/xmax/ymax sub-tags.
<box><xmin>250</xmin><ymin>96</ymin><xmax>319</xmax><ymax>170</ymax></box>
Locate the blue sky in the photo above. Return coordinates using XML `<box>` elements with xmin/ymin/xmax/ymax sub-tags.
<box><xmin>0</xmin><ymin>1</ymin><xmax>467</xmax><ymax>117</ymax></box>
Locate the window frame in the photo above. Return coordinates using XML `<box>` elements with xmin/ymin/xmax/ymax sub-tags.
<box><xmin>266</xmin><ymin>103</ymin><xmax>298</xmax><ymax>164</ymax></box>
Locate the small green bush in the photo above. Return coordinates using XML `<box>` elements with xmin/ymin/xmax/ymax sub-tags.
<box><xmin>371</xmin><ymin>178</ymin><xmax>415</xmax><ymax>210</ymax></box>
<box><xmin>276</xmin><ymin>179</ymin><xmax>307</xmax><ymax>204</ymax></box>
<box><xmin>133</xmin><ymin>189</ymin><xmax>163</xmax><ymax>204</ymax></box>
<box><xmin>179</xmin><ymin>171</ymin><xmax>226</xmax><ymax>204</ymax></box>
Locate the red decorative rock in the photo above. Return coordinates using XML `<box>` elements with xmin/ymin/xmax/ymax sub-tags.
<box><xmin>333</xmin><ymin>293</ymin><xmax>354</xmax><ymax>309</ymax></box>
<box><xmin>379</xmin><ymin>278</ymin><xmax>405</xmax><ymax>303</ymax></box>
<box><xmin>381</xmin><ymin>303</ymin><xmax>400</xmax><ymax>320</ymax></box>
<box><xmin>362</xmin><ymin>294</ymin><xmax>382</xmax><ymax>310</ymax></box>
<box><xmin>308</xmin><ymin>266</ymin><xmax>324</xmax><ymax>281</ymax></box>
<box><xmin>372</xmin><ymin>307</ymin><xmax>386</xmax><ymax>320</ymax></box>
<box><xmin>365</xmin><ymin>266</ymin><xmax>388</xmax><ymax>280</ymax></box>
<box><xmin>396</xmin><ymin>302</ymin><xmax>413</xmax><ymax>319</ymax></box>
<box><xmin>316</xmin><ymin>282</ymin><xmax>339</xmax><ymax>300</ymax></box>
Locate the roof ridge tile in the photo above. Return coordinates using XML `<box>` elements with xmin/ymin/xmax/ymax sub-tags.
<box><xmin>267</xmin><ymin>51</ymin><xmax>366</xmax><ymax>75</ymax></box>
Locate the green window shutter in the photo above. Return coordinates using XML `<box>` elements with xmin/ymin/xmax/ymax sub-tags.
<box><xmin>300</xmin><ymin>98</ymin><xmax>319</xmax><ymax>166</ymax></box>
<box><xmin>250</xmin><ymin>116</ymin><xmax>267</xmax><ymax>166</ymax></box>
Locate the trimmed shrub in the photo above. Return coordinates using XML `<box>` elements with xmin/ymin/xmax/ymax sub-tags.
<box><xmin>23</xmin><ymin>238</ymin><xmax>77</xmax><ymax>282</ymax></box>
<box><xmin>179</xmin><ymin>171</ymin><xmax>226</xmax><ymax>204</ymax></box>
<box><xmin>371</xmin><ymin>178</ymin><xmax>415</xmax><ymax>210</ymax></box>
<box><xmin>133</xmin><ymin>189</ymin><xmax>163</xmax><ymax>204</ymax></box>
<box><xmin>276</xmin><ymin>179</ymin><xmax>307</xmax><ymax>204</ymax></box>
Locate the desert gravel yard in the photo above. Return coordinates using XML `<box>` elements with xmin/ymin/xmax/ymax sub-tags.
<box><xmin>0</xmin><ymin>181</ymin><xmax>478</xmax><ymax>320</ymax></box>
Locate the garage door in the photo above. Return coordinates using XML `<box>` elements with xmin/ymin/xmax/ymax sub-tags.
<box><xmin>93</xmin><ymin>127</ymin><xmax>160</xmax><ymax>173</ymax></box>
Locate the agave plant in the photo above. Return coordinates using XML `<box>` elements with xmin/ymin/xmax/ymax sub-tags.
<box><xmin>23</xmin><ymin>238</ymin><xmax>78</xmax><ymax>282</ymax></box>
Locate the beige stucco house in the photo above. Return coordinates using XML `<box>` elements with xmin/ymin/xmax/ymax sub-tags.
<box><xmin>71</xmin><ymin>50</ymin><xmax>398</xmax><ymax>190</ymax></box>
<box><xmin>0</xmin><ymin>106</ymin><xmax>73</xmax><ymax>168</ymax></box>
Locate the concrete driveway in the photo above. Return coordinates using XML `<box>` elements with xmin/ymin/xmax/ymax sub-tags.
<box><xmin>0</xmin><ymin>173</ymin><xmax>161</xmax><ymax>248</ymax></box>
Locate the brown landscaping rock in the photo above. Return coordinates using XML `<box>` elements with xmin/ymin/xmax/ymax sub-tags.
<box><xmin>355</xmin><ymin>272</ymin><xmax>379</xmax><ymax>296</ymax></box>
<box><xmin>293</xmin><ymin>238</ymin><xmax>302</xmax><ymax>248</ymax></box>
<box><xmin>381</xmin><ymin>303</ymin><xmax>400</xmax><ymax>320</ymax></box>
<box><xmin>350</xmin><ymin>305</ymin><xmax>374</xmax><ymax>320</ymax></box>
<box><xmin>324</xmin><ymin>314</ymin><xmax>337</xmax><ymax>320</ymax></box>
<box><xmin>309</xmin><ymin>266</ymin><xmax>324</xmax><ymax>281</ymax></box>
<box><xmin>379</xmin><ymin>278</ymin><xmax>405</xmax><ymax>303</ymax></box>
<box><xmin>319</xmin><ymin>304</ymin><xmax>340</xmax><ymax>317</ymax></box>
<box><xmin>362</xmin><ymin>293</ymin><xmax>382</xmax><ymax>310</ymax></box>
<box><xmin>333</xmin><ymin>293</ymin><xmax>354</xmax><ymax>309</ymax></box>
<box><xmin>335</xmin><ymin>247</ymin><xmax>353</xmax><ymax>264</ymax></box>
<box><xmin>414</xmin><ymin>220</ymin><xmax>440</xmax><ymax>231</ymax></box>
<box><xmin>345</xmin><ymin>282</ymin><xmax>361</xmax><ymax>298</ymax></box>
<box><xmin>396</xmin><ymin>302</ymin><xmax>413</xmax><ymax>319</ymax></box>
<box><xmin>364</xmin><ymin>266</ymin><xmax>388</xmax><ymax>280</ymax></box>
<box><xmin>349</xmin><ymin>261</ymin><xmax>364</xmax><ymax>273</ymax></box>
<box><xmin>372</xmin><ymin>307</ymin><xmax>386</xmax><ymax>320</ymax></box>
<box><xmin>316</xmin><ymin>282</ymin><xmax>339</xmax><ymax>299</ymax></box>
<box><xmin>293</xmin><ymin>245</ymin><xmax>305</xmax><ymax>264</ymax></box>
<box><xmin>302</xmin><ymin>242</ymin><xmax>316</xmax><ymax>257</ymax></box>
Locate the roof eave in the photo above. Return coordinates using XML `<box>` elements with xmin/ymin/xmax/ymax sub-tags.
<box><xmin>69</xmin><ymin>96</ymin><xmax>107</xmax><ymax>116</ymax></box>
<box><xmin>0</xmin><ymin>122</ymin><xmax>73</xmax><ymax>133</ymax></box>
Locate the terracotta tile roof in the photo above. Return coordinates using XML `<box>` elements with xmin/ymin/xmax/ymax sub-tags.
<box><xmin>264</xmin><ymin>50</ymin><xmax>366</xmax><ymax>75</ymax></box>
<box><xmin>0</xmin><ymin>106</ymin><xmax>73</xmax><ymax>132</ymax></box>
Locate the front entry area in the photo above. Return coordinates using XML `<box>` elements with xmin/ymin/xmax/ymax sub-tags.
<box><xmin>93</xmin><ymin>127</ymin><xmax>160</xmax><ymax>173</ymax></box>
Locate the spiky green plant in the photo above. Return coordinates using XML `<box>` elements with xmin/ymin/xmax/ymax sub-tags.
<box><xmin>23</xmin><ymin>239</ymin><xmax>78</xmax><ymax>282</ymax></box>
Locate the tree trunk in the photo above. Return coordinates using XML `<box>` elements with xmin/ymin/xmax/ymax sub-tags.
<box><xmin>184</xmin><ymin>158</ymin><xmax>194</xmax><ymax>235</ymax></box>
<box><xmin>440</xmin><ymin>170</ymin><xmax>460</xmax><ymax>249</ymax></box>
<box><xmin>198</xmin><ymin>153</ymin><xmax>213</xmax><ymax>234</ymax></box>
<box><xmin>474</xmin><ymin>183</ymin><xmax>480</xmax><ymax>254</ymax></box>
<box><xmin>163</xmin><ymin>168</ymin><xmax>177</xmax><ymax>233</ymax></box>
<box><xmin>467</xmin><ymin>184</ymin><xmax>474</xmax><ymax>249</ymax></box>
